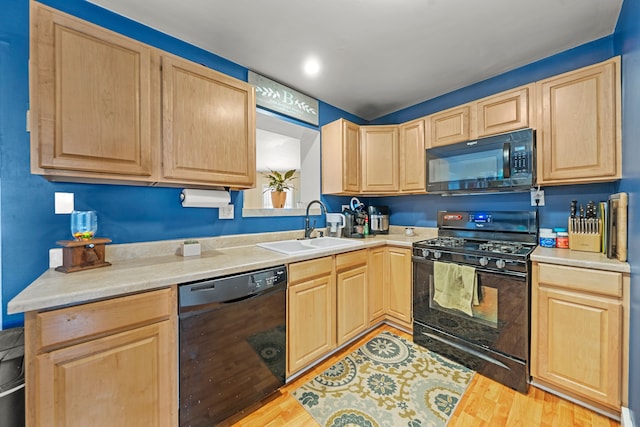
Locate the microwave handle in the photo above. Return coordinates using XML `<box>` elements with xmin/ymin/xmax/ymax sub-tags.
<box><xmin>502</xmin><ymin>143</ymin><xmax>511</xmax><ymax>178</ymax></box>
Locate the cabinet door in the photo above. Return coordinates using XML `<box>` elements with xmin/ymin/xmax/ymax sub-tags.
<box><xmin>368</xmin><ymin>247</ymin><xmax>386</xmax><ymax>323</ymax></box>
<box><xmin>399</xmin><ymin>119</ymin><xmax>426</xmax><ymax>192</ymax></box>
<box><xmin>361</xmin><ymin>125</ymin><xmax>399</xmax><ymax>192</ymax></box>
<box><xmin>337</xmin><ymin>265</ymin><xmax>368</xmax><ymax>345</ymax></box>
<box><xmin>34</xmin><ymin>322</ymin><xmax>175</xmax><ymax>427</ymax></box>
<box><xmin>321</xmin><ymin>119</ymin><xmax>360</xmax><ymax>194</ymax></box>
<box><xmin>343</xmin><ymin>121</ymin><xmax>362</xmax><ymax>193</ymax></box>
<box><xmin>477</xmin><ymin>86</ymin><xmax>531</xmax><ymax>137</ymax></box>
<box><xmin>537</xmin><ymin>58</ymin><xmax>620</xmax><ymax>184</ymax></box>
<box><xmin>535</xmin><ymin>286</ymin><xmax>621</xmax><ymax>408</ymax></box>
<box><xmin>287</xmin><ymin>274</ymin><xmax>336</xmax><ymax>375</ymax></box>
<box><xmin>429</xmin><ymin>105</ymin><xmax>471</xmax><ymax>147</ymax></box>
<box><xmin>31</xmin><ymin>4</ymin><xmax>153</xmax><ymax>177</ymax></box>
<box><xmin>385</xmin><ymin>247</ymin><xmax>412</xmax><ymax>326</ymax></box>
<box><xmin>162</xmin><ymin>55</ymin><xmax>256</xmax><ymax>188</ymax></box>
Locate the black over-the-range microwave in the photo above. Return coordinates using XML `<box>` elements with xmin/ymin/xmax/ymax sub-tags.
<box><xmin>426</xmin><ymin>128</ymin><xmax>535</xmax><ymax>194</ymax></box>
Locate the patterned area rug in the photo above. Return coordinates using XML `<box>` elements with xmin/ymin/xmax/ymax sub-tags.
<box><xmin>293</xmin><ymin>331</ymin><xmax>474</xmax><ymax>427</ymax></box>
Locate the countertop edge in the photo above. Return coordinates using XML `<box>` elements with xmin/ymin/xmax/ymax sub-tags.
<box><xmin>531</xmin><ymin>247</ymin><xmax>630</xmax><ymax>273</ymax></box>
<box><xmin>7</xmin><ymin>232</ymin><xmax>432</xmax><ymax>315</ymax></box>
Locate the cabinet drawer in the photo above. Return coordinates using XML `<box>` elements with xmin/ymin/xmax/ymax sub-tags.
<box><xmin>537</xmin><ymin>263</ymin><xmax>622</xmax><ymax>297</ymax></box>
<box><xmin>35</xmin><ymin>287</ymin><xmax>174</xmax><ymax>352</ymax></box>
<box><xmin>336</xmin><ymin>249</ymin><xmax>367</xmax><ymax>271</ymax></box>
<box><xmin>289</xmin><ymin>256</ymin><xmax>333</xmax><ymax>284</ymax></box>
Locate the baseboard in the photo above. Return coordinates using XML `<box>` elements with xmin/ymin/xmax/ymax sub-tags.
<box><xmin>622</xmin><ymin>407</ymin><xmax>634</xmax><ymax>427</ymax></box>
<box><xmin>530</xmin><ymin>379</ymin><xmax>620</xmax><ymax>421</ymax></box>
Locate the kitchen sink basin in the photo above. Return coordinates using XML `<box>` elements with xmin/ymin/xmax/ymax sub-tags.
<box><xmin>256</xmin><ymin>237</ymin><xmax>364</xmax><ymax>255</ymax></box>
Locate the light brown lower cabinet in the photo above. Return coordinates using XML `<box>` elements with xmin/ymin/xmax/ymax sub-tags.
<box><xmin>385</xmin><ymin>247</ymin><xmax>413</xmax><ymax>329</ymax></box>
<box><xmin>25</xmin><ymin>287</ymin><xmax>177</xmax><ymax>427</ymax></box>
<box><xmin>336</xmin><ymin>250</ymin><xmax>369</xmax><ymax>345</ymax></box>
<box><xmin>368</xmin><ymin>247</ymin><xmax>386</xmax><ymax>324</ymax></box>
<box><xmin>366</xmin><ymin>246</ymin><xmax>412</xmax><ymax>329</ymax></box>
<box><xmin>531</xmin><ymin>262</ymin><xmax>629</xmax><ymax>413</ymax></box>
<box><xmin>286</xmin><ymin>256</ymin><xmax>336</xmax><ymax>377</ymax></box>
<box><xmin>287</xmin><ymin>246</ymin><xmax>414</xmax><ymax>376</ymax></box>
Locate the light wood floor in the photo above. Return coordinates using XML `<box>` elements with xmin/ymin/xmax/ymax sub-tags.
<box><xmin>228</xmin><ymin>324</ymin><xmax>620</xmax><ymax>427</ymax></box>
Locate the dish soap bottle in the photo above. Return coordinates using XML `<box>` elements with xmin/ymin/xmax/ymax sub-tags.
<box><xmin>364</xmin><ymin>217</ymin><xmax>370</xmax><ymax>236</ymax></box>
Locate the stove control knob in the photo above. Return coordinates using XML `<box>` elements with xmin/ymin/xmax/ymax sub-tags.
<box><xmin>433</xmin><ymin>250</ymin><xmax>442</xmax><ymax>259</ymax></box>
<box><xmin>496</xmin><ymin>259</ymin><xmax>506</xmax><ymax>269</ymax></box>
<box><xmin>421</xmin><ymin>249</ymin><xmax>430</xmax><ymax>258</ymax></box>
<box><xmin>479</xmin><ymin>257</ymin><xmax>489</xmax><ymax>266</ymax></box>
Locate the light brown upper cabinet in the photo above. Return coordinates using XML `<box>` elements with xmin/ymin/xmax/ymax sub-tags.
<box><xmin>361</xmin><ymin>125</ymin><xmax>399</xmax><ymax>193</ymax></box>
<box><xmin>398</xmin><ymin>118</ymin><xmax>426</xmax><ymax>192</ymax></box>
<box><xmin>322</xmin><ymin>120</ymin><xmax>425</xmax><ymax>195</ymax></box>
<box><xmin>30</xmin><ymin>4</ymin><xmax>256</xmax><ymax>189</ymax></box>
<box><xmin>161</xmin><ymin>55</ymin><xmax>256</xmax><ymax>188</ymax></box>
<box><xmin>429</xmin><ymin>104</ymin><xmax>471</xmax><ymax>147</ymax></box>
<box><xmin>321</xmin><ymin>119</ymin><xmax>361</xmax><ymax>194</ymax></box>
<box><xmin>428</xmin><ymin>85</ymin><xmax>533</xmax><ymax>148</ymax></box>
<box><xmin>30</xmin><ymin>3</ymin><xmax>155</xmax><ymax>181</ymax></box>
<box><xmin>536</xmin><ymin>57</ymin><xmax>621</xmax><ymax>185</ymax></box>
<box><xmin>477</xmin><ymin>85</ymin><xmax>533</xmax><ymax>137</ymax></box>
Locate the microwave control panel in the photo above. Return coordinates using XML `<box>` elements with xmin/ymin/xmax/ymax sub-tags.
<box><xmin>512</xmin><ymin>145</ymin><xmax>530</xmax><ymax>174</ymax></box>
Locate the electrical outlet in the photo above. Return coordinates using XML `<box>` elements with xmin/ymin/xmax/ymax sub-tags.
<box><xmin>341</xmin><ymin>204</ymin><xmax>349</xmax><ymax>212</ymax></box>
<box><xmin>49</xmin><ymin>248</ymin><xmax>62</xmax><ymax>268</ymax></box>
<box><xmin>219</xmin><ymin>205</ymin><xmax>234</xmax><ymax>219</ymax></box>
<box><xmin>530</xmin><ymin>188</ymin><xmax>545</xmax><ymax>206</ymax></box>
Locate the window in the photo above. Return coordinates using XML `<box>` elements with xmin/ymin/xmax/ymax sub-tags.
<box><xmin>242</xmin><ymin>109</ymin><xmax>320</xmax><ymax>217</ymax></box>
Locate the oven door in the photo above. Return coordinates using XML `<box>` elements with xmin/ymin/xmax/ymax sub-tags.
<box><xmin>412</xmin><ymin>256</ymin><xmax>530</xmax><ymax>392</ymax></box>
<box><xmin>412</xmin><ymin>257</ymin><xmax>528</xmax><ymax>361</ymax></box>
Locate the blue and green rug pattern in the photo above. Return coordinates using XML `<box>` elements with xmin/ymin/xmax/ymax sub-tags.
<box><xmin>293</xmin><ymin>331</ymin><xmax>474</xmax><ymax>427</ymax></box>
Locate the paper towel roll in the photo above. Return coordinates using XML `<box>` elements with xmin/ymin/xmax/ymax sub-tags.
<box><xmin>181</xmin><ymin>189</ymin><xmax>231</xmax><ymax>208</ymax></box>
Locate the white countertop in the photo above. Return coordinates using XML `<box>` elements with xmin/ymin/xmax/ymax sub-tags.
<box><xmin>531</xmin><ymin>246</ymin><xmax>630</xmax><ymax>273</ymax></box>
<box><xmin>8</xmin><ymin>227</ymin><xmax>435</xmax><ymax>315</ymax></box>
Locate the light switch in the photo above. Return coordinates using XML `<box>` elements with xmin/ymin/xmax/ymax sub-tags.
<box><xmin>55</xmin><ymin>192</ymin><xmax>74</xmax><ymax>214</ymax></box>
<box><xmin>219</xmin><ymin>205</ymin><xmax>234</xmax><ymax>220</ymax></box>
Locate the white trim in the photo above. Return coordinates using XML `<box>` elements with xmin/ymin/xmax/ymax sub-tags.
<box><xmin>622</xmin><ymin>407</ymin><xmax>634</xmax><ymax>427</ymax></box>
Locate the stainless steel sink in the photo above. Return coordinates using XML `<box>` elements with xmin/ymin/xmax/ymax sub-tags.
<box><xmin>256</xmin><ymin>237</ymin><xmax>364</xmax><ymax>255</ymax></box>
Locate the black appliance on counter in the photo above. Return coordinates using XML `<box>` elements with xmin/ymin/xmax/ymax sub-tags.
<box><xmin>368</xmin><ymin>205</ymin><xmax>390</xmax><ymax>234</ymax></box>
<box><xmin>179</xmin><ymin>265</ymin><xmax>287</xmax><ymax>426</ymax></box>
<box><xmin>343</xmin><ymin>208</ymin><xmax>367</xmax><ymax>238</ymax></box>
<box><xmin>426</xmin><ymin>128</ymin><xmax>534</xmax><ymax>194</ymax></box>
<box><xmin>412</xmin><ymin>211</ymin><xmax>537</xmax><ymax>393</ymax></box>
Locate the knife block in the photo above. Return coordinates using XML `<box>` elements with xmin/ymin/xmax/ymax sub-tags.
<box><xmin>568</xmin><ymin>218</ymin><xmax>601</xmax><ymax>252</ymax></box>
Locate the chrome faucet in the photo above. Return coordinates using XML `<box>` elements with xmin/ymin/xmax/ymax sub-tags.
<box><xmin>304</xmin><ymin>200</ymin><xmax>327</xmax><ymax>239</ymax></box>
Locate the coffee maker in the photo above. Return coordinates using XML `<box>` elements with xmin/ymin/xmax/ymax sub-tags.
<box><xmin>368</xmin><ymin>206</ymin><xmax>390</xmax><ymax>234</ymax></box>
<box><xmin>343</xmin><ymin>209</ymin><xmax>367</xmax><ymax>238</ymax></box>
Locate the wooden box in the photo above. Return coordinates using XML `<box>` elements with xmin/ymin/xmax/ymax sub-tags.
<box><xmin>568</xmin><ymin>218</ymin><xmax>602</xmax><ymax>252</ymax></box>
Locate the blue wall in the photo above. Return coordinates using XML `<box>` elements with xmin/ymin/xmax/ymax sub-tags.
<box><xmin>615</xmin><ymin>0</ymin><xmax>640</xmax><ymax>421</ymax></box>
<box><xmin>0</xmin><ymin>0</ymin><xmax>363</xmax><ymax>328</ymax></box>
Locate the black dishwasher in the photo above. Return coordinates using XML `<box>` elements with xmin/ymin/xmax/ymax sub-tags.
<box><xmin>178</xmin><ymin>265</ymin><xmax>287</xmax><ymax>426</ymax></box>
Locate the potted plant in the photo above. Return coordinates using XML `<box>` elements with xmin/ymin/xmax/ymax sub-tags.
<box><xmin>263</xmin><ymin>169</ymin><xmax>296</xmax><ymax>208</ymax></box>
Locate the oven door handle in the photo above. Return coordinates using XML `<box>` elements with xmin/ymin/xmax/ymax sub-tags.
<box><xmin>473</xmin><ymin>266</ymin><xmax>526</xmax><ymax>278</ymax></box>
<box><xmin>412</xmin><ymin>258</ymin><xmax>527</xmax><ymax>279</ymax></box>
<box><xmin>421</xmin><ymin>331</ymin><xmax>510</xmax><ymax>370</ymax></box>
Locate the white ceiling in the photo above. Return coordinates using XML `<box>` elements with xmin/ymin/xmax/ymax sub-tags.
<box><xmin>87</xmin><ymin>0</ymin><xmax>623</xmax><ymax>121</ymax></box>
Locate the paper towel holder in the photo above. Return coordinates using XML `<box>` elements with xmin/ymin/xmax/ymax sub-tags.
<box><xmin>180</xmin><ymin>188</ymin><xmax>231</xmax><ymax>208</ymax></box>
